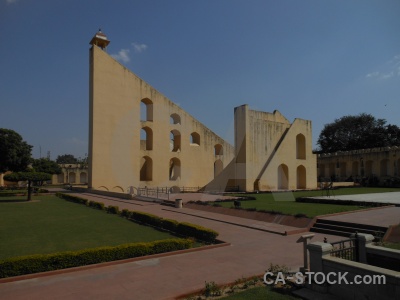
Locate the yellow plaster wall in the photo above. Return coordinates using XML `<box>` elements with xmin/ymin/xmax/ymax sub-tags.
<box><xmin>234</xmin><ymin>105</ymin><xmax>317</xmax><ymax>191</ymax></box>
<box><xmin>89</xmin><ymin>45</ymin><xmax>235</xmax><ymax>192</ymax></box>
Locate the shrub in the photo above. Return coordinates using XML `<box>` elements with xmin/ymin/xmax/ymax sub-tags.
<box><xmin>0</xmin><ymin>238</ymin><xmax>193</xmax><ymax>278</ymax></box>
<box><xmin>88</xmin><ymin>200</ymin><xmax>105</xmax><ymax>210</ymax></box>
<box><xmin>161</xmin><ymin>218</ymin><xmax>179</xmax><ymax>232</ymax></box>
<box><xmin>56</xmin><ymin>193</ymin><xmax>88</xmax><ymax>205</ymax></box>
<box><xmin>107</xmin><ymin>205</ymin><xmax>119</xmax><ymax>214</ymax></box>
<box><xmin>176</xmin><ymin>222</ymin><xmax>218</xmax><ymax>243</ymax></box>
<box><xmin>120</xmin><ymin>209</ymin><xmax>132</xmax><ymax>218</ymax></box>
<box><xmin>131</xmin><ymin>211</ymin><xmax>162</xmax><ymax>227</ymax></box>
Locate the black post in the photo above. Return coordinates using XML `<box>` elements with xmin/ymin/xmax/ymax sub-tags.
<box><xmin>354</xmin><ymin>231</ymin><xmax>359</xmax><ymax>262</ymax></box>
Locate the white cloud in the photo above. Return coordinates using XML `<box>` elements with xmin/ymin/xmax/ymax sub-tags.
<box><xmin>132</xmin><ymin>43</ymin><xmax>148</xmax><ymax>53</ymax></box>
<box><xmin>111</xmin><ymin>49</ymin><xmax>130</xmax><ymax>63</ymax></box>
<box><xmin>366</xmin><ymin>71</ymin><xmax>380</xmax><ymax>78</ymax></box>
<box><xmin>366</xmin><ymin>54</ymin><xmax>400</xmax><ymax>81</ymax></box>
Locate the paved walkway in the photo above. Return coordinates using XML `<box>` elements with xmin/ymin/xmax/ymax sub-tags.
<box><xmin>0</xmin><ymin>192</ymin><xmax>344</xmax><ymax>300</ymax></box>
<box><xmin>308</xmin><ymin>191</ymin><xmax>400</xmax><ymax>206</ymax></box>
<box><xmin>319</xmin><ymin>206</ymin><xmax>400</xmax><ymax>228</ymax></box>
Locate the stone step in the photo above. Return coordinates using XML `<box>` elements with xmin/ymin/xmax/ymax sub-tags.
<box><xmin>309</xmin><ymin>227</ymin><xmax>352</xmax><ymax>237</ymax></box>
<box><xmin>315</xmin><ymin>219</ymin><xmax>387</xmax><ymax>233</ymax></box>
<box><xmin>312</xmin><ymin>223</ymin><xmax>381</xmax><ymax>235</ymax></box>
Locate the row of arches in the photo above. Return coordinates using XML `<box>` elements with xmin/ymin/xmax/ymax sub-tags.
<box><xmin>140</xmin><ymin>98</ymin><xmax>181</xmax><ymax>125</ymax></box>
<box><xmin>319</xmin><ymin>158</ymin><xmax>400</xmax><ymax>179</ymax></box>
<box><xmin>277</xmin><ymin>164</ymin><xmax>307</xmax><ymax>189</ymax></box>
<box><xmin>140</xmin><ymin>127</ymin><xmax>224</xmax><ymax>155</ymax></box>
<box><xmin>140</xmin><ymin>156</ymin><xmax>224</xmax><ymax>182</ymax></box>
<box><xmin>57</xmin><ymin>172</ymin><xmax>87</xmax><ymax>184</ymax></box>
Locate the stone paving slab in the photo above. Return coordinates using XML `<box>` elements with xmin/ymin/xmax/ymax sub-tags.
<box><xmin>0</xmin><ymin>192</ymin><xmax>344</xmax><ymax>300</ymax></box>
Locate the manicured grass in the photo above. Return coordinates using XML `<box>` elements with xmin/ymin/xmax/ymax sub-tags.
<box><xmin>219</xmin><ymin>187</ymin><xmax>400</xmax><ymax>218</ymax></box>
<box><xmin>384</xmin><ymin>242</ymin><xmax>400</xmax><ymax>250</ymax></box>
<box><xmin>221</xmin><ymin>286</ymin><xmax>300</xmax><ymax>299</ymax></box>
<box><xmin>0</xmin><ymin>195</ymin><xmax>178</xmax><ymax>260</ymax></box>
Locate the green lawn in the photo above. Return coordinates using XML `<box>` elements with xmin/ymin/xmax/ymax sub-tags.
<box><xmin>218</xmin><ymin>187</ymin><xmax>400</xmax><ymax>218</ymax></box>
<box><xmin>221</xmin><ymin>286</ymin><xmax>300</xmax><ymax>299</ymax></box>
<box><xmin>384</xmin><ymin>242</ymin><xmax>400</xmax><ymax>250</ymax></box>
<box><xmin>0</xmin><ymin>195</ymin><xmax>177</xmax><ymax>260</ymax></box>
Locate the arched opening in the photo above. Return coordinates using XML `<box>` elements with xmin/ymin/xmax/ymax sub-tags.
<box><xmin>214</xmin><ymin>159</ymin><xmax>223</xmax><ymax>178</ymax></box>
<box><xmin>340</xmin><ymin>162</ymin><xmax>347</xmax><ymax>178</ymax></box>
<box><xmin>352</xmin><ymin>161</ymin><xmax>359</xmax><ymax>176</ymax></box>
<box><xmin>57</xmin><ymin>173</ymin><xmax>64</xmax><ymax>184</ymax></box>
<box><xmin>140</xmin><ymin>156</ymin><xmax>152</xmax><ymax>181</ymax></box>
<box><xmin>214</xmin><ymin>144</ymin><xmax>223</xmax><ymax>156</ymax></box>
<box><xmin>296</xmin><ymin>134</ymin><xmax>306</xmax><ymax>159</ymax></box>
<box><xmin>80</xmin><ymin>172</ymin><xmax>87</xmax><ymax>184</ymax></box>
<box><xmin>170</xmin><ymin>130</ymin><xmax>181</xmax><ymax>152</ymax></box>
<box><xmin>190</xmin><ymin>132</ymin><xmax>200</xmax><ymax>146</ymax></box>
<box><xmin>297</xmin><ymin>165</ymin><xmax>306</xmax><ymax>189</ymax></box>
<box><xmin>69</xmin><ymin>172</ymin><xmax>76</xmax><ymax>183</ymax></box>
<box><xmin>170</xmin><ymin>113</ymin><xmax>181</xmax><ymax>124</ymax></box>
<box><xmin>140</xmin><ymin>98</ymin><xmax>153</xmax><ymax>121</ymax></box>
<box><xmin>380</xmin><ymin>159</ymin><xmax>389</xmax><ymax>176</ymax></box>
<box><xmin>329</xmin><ymin>163</ymin><xmax>336</xmax><ymax>179</ymax></box>
<box><xmin>169</xmin><ymin>157</ymin><xmax>181</xmax><ymax>181</ymax></box>
<box><xmin>319</xmin><ymin>164</ymin><xmax>325</xmax><ymax>178</ymax></box>
<box><xmin>140</xmin><ymin>127</ymin><xmax>153</xmax><ymax>150</ymax></box>
<box><xmin>98</xmin><ymin>186</ymin><xmax>109</xmax><ymax>191</ymax></box>
<box><xmin>112</xmin><ymin>186</ymin><xmax>124</xmax><ymax>192</ymax></box>
<box><xmin>366</xmin><ymin>160</ymin><xmax>373</xmax><ymax>176</ymax></box>
<box><xmin>277</xmin><ymin>164</ymin><xmax>289</xmax><ymax>189</ymax></box>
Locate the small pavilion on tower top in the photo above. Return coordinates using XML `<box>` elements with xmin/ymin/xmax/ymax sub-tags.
<box><xmin>89</xmin><ymin>29</ymin><xmax>110</xmax><ymax>50</ymax></box>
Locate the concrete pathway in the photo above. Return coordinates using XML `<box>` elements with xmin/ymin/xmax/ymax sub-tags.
<box><xmin>0</xmin><ymin>192</ymin><xmax>344</xmax><ymax>300</ymax></box>
<box><xmin>308</xmin><ymin>191</ymin><xmax>400</xmax><ymax>206</ymax></box>
<box><xmin>319</xmin><ymin>206</ymin><xmax>400</xmax><ymax>228</ymax></box>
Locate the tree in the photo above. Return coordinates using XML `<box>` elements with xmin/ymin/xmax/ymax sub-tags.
<box><xmin>4</xmin><ymin>171</ymin><xmax>52</xmax><ymax>200</ymax></box>
<box><xmin>0</xmin><ymin>128</ymin><xmax>32</xmax><ymax>173</ymax></box>
<box><xmin>32</xmin><ymin>158</ymin><xmax>62</xmax><ymax>174</ymax></box>
<box><xmin>56</xmin><ymin>154</ymin><xmax>78</xmax><ymax>164</ymax></box>
<box><xmin>317</xmin><ymin>113</ymin><xmax>400</xmax><ymax>153</ymax></box>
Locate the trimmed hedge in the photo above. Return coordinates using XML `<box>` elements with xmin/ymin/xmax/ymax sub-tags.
<box><xmin>131</xmin><ymin>211</ymin><xmax>162</xmax><ymax>227</ymax></box>
<box><xmin>55</xmin><ymin>193</ymin><xmax>219</xmax><ymax>243</ymax></box>
<box><xmin>176</xmin><ymin>222</ymin><xmax>218</xmax><ymax>243</ymax></box>
<box><xmin>0</xmin><ymin>238</ymin><xmax>192</xmax><ymax>278</ymax></box>
<box><xmin>56</xmin><ymin>192</ymin><xmax>88</xmax><ymax>205</ymax></box>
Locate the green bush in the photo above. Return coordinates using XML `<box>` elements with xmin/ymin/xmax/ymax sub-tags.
<box><xmin>176</xmin><ymin>222</ymin><xmax>218</xmax><ymax>243</ymax></box>
<box><xmin>161</xmin><ymin>218</ymin><xmax>179</xmax><ymax>232</ymax></box>
<box><xmin>56</xmin><ymin>193</ymin><xmax>88</xmax><ymax>205</ymax></box>
<box><xmin>88</xmin><ymin>200</ymin><xmax>105</xmax><ymax>210</ymax></box>
<box><xmin>107</xmin><ymin>205</ymin><xmax>119</xmax><ymax>214</ymax></box>
<box><xmin>120</xmin><ymin>209</ymin><xmax>132</xmax><ymax>218</ymax></box>
<box><xmin>131</xmin><ymin>211</ymin><xmax>162</xmax><ymax>227</ymax></box>
<box><xmin>0</xmin><ymin>238</ymin><xmax>193</xmax><ymax>278</ymax></box>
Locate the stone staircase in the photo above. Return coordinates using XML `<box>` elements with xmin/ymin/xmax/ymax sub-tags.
<box><xmin>310</xmin><ymin>219</ymin><xmax>387</xmax><ymax>238</ymax></box>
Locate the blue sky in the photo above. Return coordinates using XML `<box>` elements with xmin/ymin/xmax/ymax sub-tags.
<box><xmin>1</xmin><ymin>0</ymin><xmax>399</xmax><ymax>159</ymax></box>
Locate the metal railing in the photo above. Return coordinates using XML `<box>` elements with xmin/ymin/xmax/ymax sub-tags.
<box><xmin>330</xmin><ymin>234</ymin><xmax>359</xmax><ymax>262</ymax></box>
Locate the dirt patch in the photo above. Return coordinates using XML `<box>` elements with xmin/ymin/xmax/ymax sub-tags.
<box><xmin>185</xmin><ymin>203</ymin><xmax>313</xmax><ymax>228</ymax></box>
